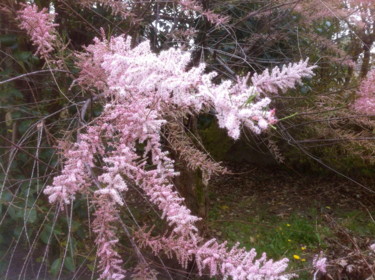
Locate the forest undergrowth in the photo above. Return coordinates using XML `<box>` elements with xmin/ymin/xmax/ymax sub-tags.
<box><xmin>206</xmin><ymin>163</ymin><xmax>375</xmax><ymax>280</ymax></box>
<box><xmin>4</xmin><ymin>161</ymin><xmax>375</xmax><ymax>280</ymax></box>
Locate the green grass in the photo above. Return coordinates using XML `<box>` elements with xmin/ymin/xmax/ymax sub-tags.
<box><xmin>207</xmin><ymin>199</ymin><xmax>375</xmax><ymax>280</ymax></box>
<box><xmin>337</xmin><ymin>209</ymin><xmax>375</xmax><ymax>236</ymax></box>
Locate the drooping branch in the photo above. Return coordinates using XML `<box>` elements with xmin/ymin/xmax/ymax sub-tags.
<box><xmin>16</xmin><ymin>4</ymin><xmax>58</xmax><ymax>58</ymax></box>
<box><xmin>42</xmin><ymin>34</ymin><xmax>314</xmax><ymax>279</ymax></box>
<box><xmin>251</xmin><ymin>59</ymin><xmax>316</xmax><ymax>94</ymax></box>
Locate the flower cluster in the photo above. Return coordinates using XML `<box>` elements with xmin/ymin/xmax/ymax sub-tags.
<box><xmin>135</xmin><ymin>228</ymin><xmax>295</xmax><ymax>280</ymax></box>
<box><xmin>179</xmin><ymin>0</ymin><xmax>229</xmax><ymax>25</ymax></box>
<box><xmin>17</xmin><ymin>4</ymin><xmax>58</xmax><ymax>58</ymax></box>
<box><xmin>79</xmin><ymin>36</ymin><xmax>315</xmax><ymax>139</ymax></box>
<box><xmin>93</xmin><ymin>194</ymin><xmax>126</xmax><ymax>280</ymax></box>
<box><xmin>251</xmin><ymin>59</ymin><xmax>315</xmax><ymax>94</ymax></box>
<box><xmin>354</xmin><ymin>69</ymin><xmax>375</xmax><ymax>115</ymax></box>
<box><xmin>313</xmin><ymin>254</ymin><xmax>327</xmax><ymax>275</ymax></box>
<box><xmin>43</xmin><ymin>126</ymin><xmax>102</xmax><ymax>205</ymax></box>
<box><xmin>44</xmin><ymin>34</ymin><xmax>315</xmax><ymax>279</ymax></box>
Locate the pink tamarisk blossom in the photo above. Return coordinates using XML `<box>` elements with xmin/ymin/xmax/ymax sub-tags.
<box><xmin>251</xmin><ymin>59</ymin><xmax>316</xmax><ymax>94</ymax></box>
<box><xmin>313</xmin><ymin>254</ymin><xmax>327</xmax><ymax>280</ymax></box>
<box><xmin>17</xmin><ymin>4</ymin><xmax>58</xmax><ymax>58</ymax></box>
<box><xmin>43</xmin><ymin>126</ymin><xmax>103</xmax><ymax>206</ymax></box>
<box><xmin>77</xmin><ymin>0</ymin><xmax>228</xmax><ymax>26</ymax></box>
<box><xmin>353</xmin><ymin>69</ymin><xmax>375</xmax><ymax>115</ymax></box>
<box><xmin>135</xmin><ymin>228</ymin><xmax>295</xmax><ymax>280</ymax></box>
<box><xmin>74</xmin><ymin>36</ymin><xmax>109</xmax><ymax>91</ymax></box>
<box><xmin>93</xmin><ymin>194</ymin><xmax>126</xmax><ymax>280</ymax></box>
<box><xmin>44</xmin><ymin>34</ymin><xmax>315</xmax><ymax>279</ymax></box>
<box><xmin>179</xmin><ymin>0</ymin><xmax>229</xmax><ymax>25</ymax></box>
<box><xmin>131</xmin><ymin>262</ymin><xmax>158</xmax><ymax>280</ymax></box>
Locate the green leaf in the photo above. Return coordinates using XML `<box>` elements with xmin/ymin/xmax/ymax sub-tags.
<box><xmin>244</xmin><ymin>94</ymin><xmax>256</xmax><ymax>105</ymax></box>
<box><xmin>71</xmin><ymin>220</ymin><xmax>81</xmax><ymax>232</ymax></box>
<box><xmin>11</xmin><ymin>111</ymin><xmax>22</xmax><ymax>119</ymax></box>
<box><xmin>86</xmin><ymin>263</ymin><xmax>95</xmax><ymax>272</ymax></box>
<box><xmin>64</xmin><ymin>257</ymin><xmax>75</xmax><ymax>272</ymax></box>
<box><xmin>50</xmin><ymin>258</ymin><xmax>62</xmax><ymax>276</ymax></box>
<box><xmin>5</xmin><ymin>88</ymin><xmax>23</xmax><ymax>99</ymax></box>
<box><xmin>0</xmin><ymin>34</ymin><xmax>17</xmax><ymax>46</ymax></box>
<box><xmin>14</xmin><ymin>51</ymin><xmax>32</xmax><ymax>62</ymax></box>
<box><xmin>18</xmin><ymin>120</ymin><xmax>33</xmax><ymax>134</ymax></box>
<box><xmin>8</xmin><ymin>206</ymin><xmax>17</xmax><ymax>220</ymax></box>
<box><xmin>1</xmin><ymin>191</ymin><xmax>12</xmax><ymax>203</ymax></box>
<box><xmin>13</xmin><ymin>227</ymin><xmax>22</xmax><ymax>238</ymax></box>
<box><xmin>0</xmin><ymin>257</ymin><xmax>7</xmax><ymax>273</ymax></box>
<box><xmin>40</xmin><ymin>225</ymin><xmax>53</xmax><ymax>244</ymax></box>
<box><xmin>27</xmin><ymin>208</ymin><xmax>37</xmax><ymax>223</ymax></box>
<box><xmin>300</xmin><ymin>85</ymin><xmax>310</xmax><ymax>94</ymax></box>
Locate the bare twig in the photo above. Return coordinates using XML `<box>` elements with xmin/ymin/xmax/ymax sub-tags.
<box><xmin>0</xmin><ymin>69</ymin><xmax>70</xmax><ymax>85</ymax></box>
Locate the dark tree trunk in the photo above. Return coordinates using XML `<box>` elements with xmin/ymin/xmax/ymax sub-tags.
<box><xmin>171</xmin><ymin>116</ymin><xmax>210</xmax><ymax>229</ymax></box>
<box><xmin>360</xmin><ymin>41</ymin><xmax>373</xmax><ymax>79</ymax></box>
<box><xmin>36</xmin><ymin>0</ymin><xmax>50</xmax><ymax>9</ymax></box>
<box><xmin>344</xmin><ymin>37</ymin><xmax>362</xmax><ymax>86</ymax></box>
<box><xmin>174</xmin><ymin>167</ymin><xmax>208</xmax><ymax>221</ymax></box>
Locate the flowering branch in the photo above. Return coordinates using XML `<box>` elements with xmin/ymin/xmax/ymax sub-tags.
<box><xmin>353</xmin><ymin>69</ymin><xmax>375</xmax><ymax>115</ymax></box>
<box><xmin>135</xmin><ymin>228</ymin><xmax>295</xmax><ymax>280</ymax></box>
<box><xmin>42</xmin><ymin>34</ymin><xmax>315</xmax><ymax>279</ymax></box>
<box><xmin>251</xmin><ymin>59</ymin><xmax>316</xmax><ymax>94</ymax></box>
<box><xmin>17</xmin><ymin>4</ymin><xmax>58</xmax><ymax>58</ymax></box>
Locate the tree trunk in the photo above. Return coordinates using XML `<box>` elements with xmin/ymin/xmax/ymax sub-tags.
<box><xmin>174</xmin><ymin>167</ymin><xmax>208</xmax><ymax>220</ymax></box>
<box><xmin>171</xmin><ymin>116</ymin><xmax>209</xmax><ymax>229</ymax></box>
<box><xmin>360</xmin><ymin>40</ymin><xmax>373</xmax><ymax>78</ymax></box>
<box><xmin>344</xmin><ymin>36</ymin><xmax>362</xmax><ymax>86</ymax></box>
<box><xmin>36</xmin><ymin>0</ymin><xmax>50</xmax><ymax>9</ymax></box>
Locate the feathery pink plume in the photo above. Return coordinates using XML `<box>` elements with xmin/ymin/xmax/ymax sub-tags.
<box><xmin>17</xmin><ymin>4</ymin><xmax>58</xmax><ymax>58</ymax></box>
